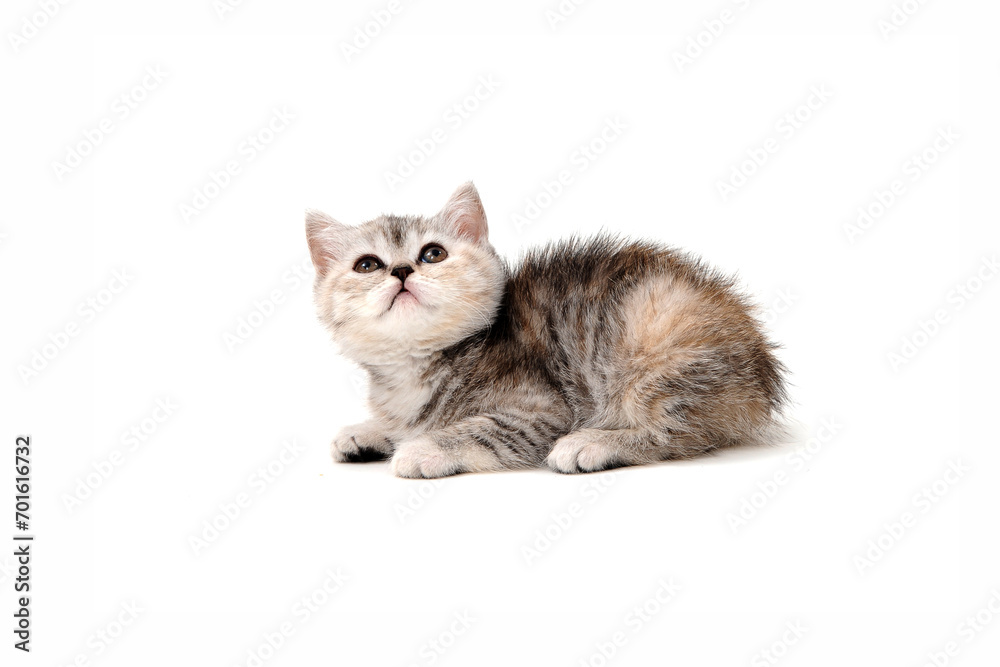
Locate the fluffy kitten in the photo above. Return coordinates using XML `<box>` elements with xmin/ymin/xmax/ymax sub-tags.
<box><xmin>306</xmin><ymin>182</ymin><xmax>787</xmax><ymax>478</ymax></box>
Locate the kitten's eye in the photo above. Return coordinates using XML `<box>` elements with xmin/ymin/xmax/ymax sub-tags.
<box><xmin>420</xmin><ymin>244</ymin><xmax>448</xmax><ymax>264</ymax></box>
<box><xmin>353</xmin><ymin>256</ymin><xmax>383</xmax><ymax>273</ymax></box>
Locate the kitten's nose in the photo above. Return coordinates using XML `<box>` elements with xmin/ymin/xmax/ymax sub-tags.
<box><xmin>390</xmin><ymin>264</ymin><xmax>414</xmax><ymax>283</ymax></box>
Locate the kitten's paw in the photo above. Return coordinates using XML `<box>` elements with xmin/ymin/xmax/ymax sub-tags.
<box><xmin>546</xmin><ymin>430</ymin><xmax>623</xmax><ymax>473</ymax></box>
<box><xmin>390</xmin><ymin>436</ymin><xmax>461</xmax><ymax>479</ymax></box>
<box><xmin>331</xmin><ymin>423</ymin><xmax>393</xmax><ymax>463</ymax></box>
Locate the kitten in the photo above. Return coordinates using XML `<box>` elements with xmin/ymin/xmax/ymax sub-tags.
<box><xmin>306</xmin><ymin>182</ymin><xmax>788</xmax><ymax>478</ymax></box>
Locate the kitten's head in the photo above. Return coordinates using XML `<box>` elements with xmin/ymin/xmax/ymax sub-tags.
<box><xmin>306</xmin><ymin>182</ymin><xmax>505</xmax><ymax>364</ymax></box>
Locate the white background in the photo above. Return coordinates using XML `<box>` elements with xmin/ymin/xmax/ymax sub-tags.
<box><xmin>3</xmin><ymin>1</ymin><xmax>999</xmax><ymax>665</ymax></box>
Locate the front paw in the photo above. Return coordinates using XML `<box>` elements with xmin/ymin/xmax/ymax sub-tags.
<box><xmin>546</xmin><ymin>430</ymin><xmax>621</xmax><ymax>473</ymax></box>
<box><xmin>331</xmin><ymin>423</ymin><xmax>393</xmax><ymax>463</ymax></box>
<box><xmin>390</xmin><ymin>436</ymin><xmax>461</xmax><ymax>479</ymax></box>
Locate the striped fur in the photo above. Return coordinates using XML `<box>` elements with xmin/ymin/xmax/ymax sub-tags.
<box><xmin>307</xmin><ymin>183</ymin><xmax>788</xmax><ymax>477</ymax></box>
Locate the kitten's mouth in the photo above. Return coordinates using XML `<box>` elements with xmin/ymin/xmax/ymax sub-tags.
<box><xmin>388</xmin><ymin>287</ymin><xmax>417</xmax><ymax>310</ymax></box>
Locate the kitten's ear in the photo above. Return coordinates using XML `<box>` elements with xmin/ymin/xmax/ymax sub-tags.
<box><xmin>305</xmin><ymin>210</ymin><xmax>348</xmax><ymax>278</ymax></box>
<box><xmin>436</xmin><ymin>181</ymin><xmax>488</xmax><ymax>243</ymax></box>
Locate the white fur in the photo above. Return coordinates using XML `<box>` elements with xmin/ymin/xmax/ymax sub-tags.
<box><xmin>392</xmin><ymin>433</ymin><xmax>504</xmax><ymax>479</ymax></box>
<box><xmin>330</xmin><ymin>421</ymin><xmax>393</xmax><ymax>461</ymax></box>
<box><xmin>546</xmin><ymin>430</ymin><xmax>622</xmax><ymax>473</ymax></box>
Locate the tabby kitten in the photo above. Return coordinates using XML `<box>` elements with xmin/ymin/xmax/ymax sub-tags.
<box><xmin>306</xmin><ymin>182</ymin><xmax>787</xmax><ymax>478</ymax></box>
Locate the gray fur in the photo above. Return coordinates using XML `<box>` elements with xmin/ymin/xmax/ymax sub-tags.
<box><xmin>306</xmin><ymin>182</ymin><xmax>788</xmax><ymax>477</ymax></box>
